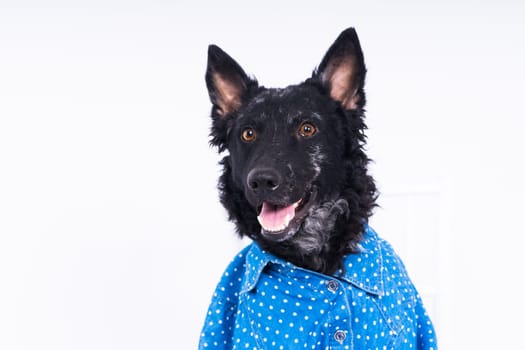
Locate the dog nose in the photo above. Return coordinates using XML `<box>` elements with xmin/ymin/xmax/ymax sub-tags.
<box><xmin>247</xmin><ymin>168</ymin><xmax>281</xmax><ymax>193</ymax></box>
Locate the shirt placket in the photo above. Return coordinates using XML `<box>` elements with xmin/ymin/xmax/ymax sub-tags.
<box><xmin>323</xmin><ymin>278</ymin><xmax>352</xmax><ymax>350</ymax></box>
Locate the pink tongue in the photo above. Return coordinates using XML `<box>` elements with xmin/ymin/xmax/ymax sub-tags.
<box><xmin>257</xmin><ymin>202</ymin><xmax>296</xmax><ymax>232</ymax></box>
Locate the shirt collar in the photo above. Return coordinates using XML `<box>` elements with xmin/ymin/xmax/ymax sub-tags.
<box><xmin>241</xmin><ymin>226</ymin><xmax>385</xmax><ymax>296</ymax></box>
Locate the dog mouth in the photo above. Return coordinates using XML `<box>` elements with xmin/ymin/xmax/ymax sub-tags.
<box><xmin>256</xmin><ymin>187</ymin><xmax>317</xmax><ymax>241</ymax></box>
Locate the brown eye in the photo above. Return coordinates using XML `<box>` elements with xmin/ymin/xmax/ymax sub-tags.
<box><xmin>299</xmin><ymin>122</ymin><xmax>317</xmax><ymax>137</ymax></box>
<box><xmin>241</xmin><ymin>127</ymin><xmax>256</xmax><ymax>142</ymax></box>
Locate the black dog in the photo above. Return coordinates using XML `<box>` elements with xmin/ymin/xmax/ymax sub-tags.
<box><xmin>206</xmin><ymin>28</ymin><xmax>375</xmax><ymax>275</ymax></box>
<box><xmin>200</xmin><ymin>28</ymin><xmax>437</xmax><ymax>349</ymax></box>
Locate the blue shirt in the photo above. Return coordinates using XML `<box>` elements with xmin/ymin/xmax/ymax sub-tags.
<box><xmin>199</xmin><ymin>226</ymin><xmax>437</xmax><ymax>349</ymax></box>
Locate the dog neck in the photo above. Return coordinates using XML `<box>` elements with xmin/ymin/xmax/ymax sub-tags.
<box><xmin>257</xmin><ymin>198</ymin><xmax>364</xmax><ymax>276</ymax></box>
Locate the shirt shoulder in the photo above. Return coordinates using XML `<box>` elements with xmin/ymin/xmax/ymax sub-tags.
<box><xmin>369</xmin><ymin>227</ymin><xmax>413</xmax><ymax>282</ymax></box>
<box><xmin>344</xmin><ymin>226</ymin><xmax>420</xmax><ymax>299</ymax></box>
<box><xmin>211</xmin><ymin>244</ymin><xmax>253</xmax><ymax>303</ymax></box>
<box><xmin>199</xmin><ymin>244</ymin><xmax>254</xmax><ymax>349</ymax></box>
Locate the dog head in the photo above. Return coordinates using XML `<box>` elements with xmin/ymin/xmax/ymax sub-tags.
<box><xmin>205</xmin><ymin>28</ymin><xmax>377</xmax><ymax>274</ymax></box>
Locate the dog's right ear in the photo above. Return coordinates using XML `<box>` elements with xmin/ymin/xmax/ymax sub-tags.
<box><xmin>206</xmin><ymin>45</ymin><xmax>256</xmax><ymax>118</ymax></box>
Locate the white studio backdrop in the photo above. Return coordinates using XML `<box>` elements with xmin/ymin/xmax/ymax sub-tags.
<box><xmin>0</xmin><ymin>1</ymin><xmax>524</xmax><ymax>349</ymax></box>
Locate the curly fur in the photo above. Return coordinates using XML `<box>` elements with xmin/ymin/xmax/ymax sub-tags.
<box><xmin>215</xmin><ymin>105</ymin><xmax>377</xmax><ymax>275</ymax></box>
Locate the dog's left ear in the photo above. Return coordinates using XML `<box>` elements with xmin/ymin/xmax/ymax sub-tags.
<box><xmin>313</xmin><ymin>28</ymin><xmax>366</xmax><ymax>110</ymax></box>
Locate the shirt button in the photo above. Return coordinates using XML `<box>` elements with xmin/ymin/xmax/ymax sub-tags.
<box><xmin>326</xmin><ymin>279</ymin><xmax>339</xmax><ymax>292</ymax></box>
<box><xmin>334</xmin><ymin>330</ymin><xmax>347</xmax><ymax>344</ymax></box>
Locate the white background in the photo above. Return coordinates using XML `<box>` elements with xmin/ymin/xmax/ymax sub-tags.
<box><xmin>1</xmin><ymin>1</ymin><xmax>524</xmax><ymax>349</ymax></box>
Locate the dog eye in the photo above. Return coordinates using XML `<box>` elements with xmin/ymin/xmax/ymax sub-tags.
<box><xmin>241</xmin><ymin>127</ymin><xmax>257</xmax><ymax>142</ymax></box>
<box><xmin>298</xmin><ymin>122</ymin><xmax>317</xmax><ymax>138</ymax></box>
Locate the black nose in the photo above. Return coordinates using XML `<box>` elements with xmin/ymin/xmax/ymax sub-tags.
<box><xmin>247</xmin><ymin>168</ymin><xmax>281</xmax><ymax>193</ymax></box>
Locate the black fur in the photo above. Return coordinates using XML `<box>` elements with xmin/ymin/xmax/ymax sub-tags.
<box><xmin>206</xmin><ymin>28</ymin><xmax>377</xmax><ymax>275</ymax></box>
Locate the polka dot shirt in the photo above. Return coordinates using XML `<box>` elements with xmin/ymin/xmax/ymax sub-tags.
<box><xmin>199</xmin><ymin>226</ymin><xmax>437</xmax><ymax>349</ymax></box>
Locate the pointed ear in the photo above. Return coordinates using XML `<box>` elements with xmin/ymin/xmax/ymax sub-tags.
<box><xmin>313</xmin><ymin>28</ymin><xmax>366</xmax><ymax>110</ymax></box>
<box><xmin>206</xmin><ymin>45</ymin><xmax>256</xmax><ymax>117</ymax></box>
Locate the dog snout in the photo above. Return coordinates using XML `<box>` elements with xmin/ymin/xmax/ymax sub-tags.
<box><xmin>247</xmin><ymin>168</ymin><xmax>282</xmax><ymax>195</ymax></box>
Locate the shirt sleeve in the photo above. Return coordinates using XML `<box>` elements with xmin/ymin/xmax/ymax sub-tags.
<box><xmin>199</xmin><ymin>296</ymin><xmax>237</xmax><ymax>349</ymax></box>
<box><xmin>375</xmin><ymin>232</ymin><xmax>438</xmax><ymax>349</ymax></box>
<box><xmin>199</xmin><ymin>246</ymin><xmax>250</xmax><ymax>349</ymax></box>
<box><xmin>415</xmin><ymin>293</ymin><xmax>438</xmax><ymax>350</ymax></box>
